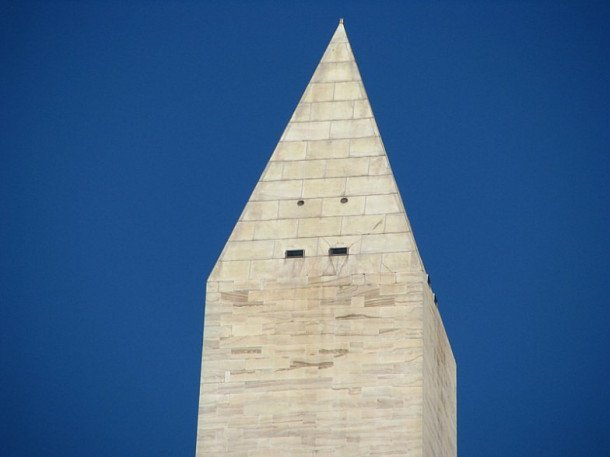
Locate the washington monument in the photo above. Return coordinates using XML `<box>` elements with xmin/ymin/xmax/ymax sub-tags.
<box><xmin>195</xmin><ymin>21</ymin><xmax>456</xmax><ymax>456</ymax></box>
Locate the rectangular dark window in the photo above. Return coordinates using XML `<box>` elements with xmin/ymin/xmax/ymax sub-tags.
<box><xmin>285</xmin><ymin>249</ymin><xmax>304</xmax><ymax>258</ymax></box>
<box><xmin>329</xmin><ymin>247</ymin><xmax>348</xmax><ymax>256</ymax></box>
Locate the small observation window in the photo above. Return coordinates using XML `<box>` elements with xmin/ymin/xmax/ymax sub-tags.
<box><xmin>297</xmin><ymin>200</ymin><xmax>305</xmax><ymax>206</ymax></box>
<box><xmin>285</xmin><ymin>249</ymin><xmax>304</xmax><ymax>258</ymax></box>
<box><xmin>329</xmin><ymin>247</ymin><xmax>349</xmax><ymax>256</ymax></box>
<box><xmin>340</xmin><ymin>197</ymin><xmax>348</xmax><ymax>204</ymax></box>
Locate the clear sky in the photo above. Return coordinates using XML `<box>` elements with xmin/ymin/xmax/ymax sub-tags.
<box><xmin>2</xmin><ymin>1</ymin><xmax>609</xmax><ymax>456</ymax></box>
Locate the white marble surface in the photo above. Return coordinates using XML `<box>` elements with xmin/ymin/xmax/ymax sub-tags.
<box><xmin>196</xmin><ymin>22</ymin><xmax>456</xmax><ymax>457</ymax></box>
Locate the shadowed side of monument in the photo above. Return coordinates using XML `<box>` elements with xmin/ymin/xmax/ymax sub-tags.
<box><xmin>196</xmin><ymin>22</ymin><xmax>456</xmax><ymax>457</ymax></box>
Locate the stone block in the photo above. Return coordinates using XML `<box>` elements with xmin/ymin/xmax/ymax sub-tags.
<box><xmin>343</xmin><ymin>253</ymin><xmax>383</xmax><ymax>274</ymax></box>
<box><xmin>333</xmin><ymin>81</ymin><xmax>365</xmax><ymax>100</ymax></box>
<box><xmin>385</xmin><ymin>214</ymin><xmax>409</xmax><ymax>233</ymax></box>
<box><xmin>312</xmin><ymin>62</ymin><xmax>359</xmax><ymax>83</ymax></box>
<box><xmin>242</xmin><ymin>201</ymin><xmax>278</xmax><ymax>221</ymax></box>
<box><xmin>330</xmin><ymin>119</ymin><xmax>375</xmax><ymax>139</ymax></box>
<box><xmin>340</xmin><ymin>215</ymin><xmax>385</xmax><ymax>235</ymax></box>
<box><xmin>230</xmin><ymin>221</ymin><xmax>256</xmax><ymax>241</ymax></box>
<box><xmin>271</xmin><ymin>141</ymin><xmax>307</xmax><ymax>161</ymax></box>
<box><xmin>353</xmin><ymin>100</ymin><xmax>373</xmax><ymax>118</ymax></box>
<box><xmin>382</xmin><ymin>252</ymin><xmax>419</xmax><ymax>272</ymax></box>
<box><xmin>261</xmin><ymin>162</ymin><xmax>283</xmax><ymax>181</ymax></box>
<box><xmin>306</xmin><ymin>139</ymin><xmax>350</xmax><ymax>159</ymax></box>
<box><xmin>364</xmin><ymin>194</ymin><xmax>400</xmax><ymax>214</ymax></box>
<box><xmin>290</xmin><ymin>103</ymin><xmax>311</xmax><ymax>122</ymax></box>
<box><xmin>283</xmin><ymin>121</ymin><xmax>330</xmax><ymax>141</ymax></box>
<box><xmin>232</xmin><ymin>324</ymin><xmax>263</xmax><ymax>337</ymax></box>
<box><xmin>302</xmin><ymin>83</ymin><xmax>335</xmax><ymax>103</ymax></box>
<box><xmin>252</xmin><ymin>180</ymin><xmax>302</xmax><ymax>201</ymax></box>
<box><xmin>368</xmin><ymin>156</ymin><xmax>390</xmax><ymax>175</ymax></box>
<box><xmin>223</xmin><ymin>240</ymin><xmax>275</xmax><ymax>261</ymax></box>
<box><xmin>252</xmin><ymin>219</ymin><xmax>298</xmax><ymax>240</ymax></box>
<box><xmin>249</xmin><ymin>259</ymin><xmax>282</xmax><ymax>279</ymax></box>
<box><xmin>322</xmin><ymin>43</ymin><xmax>351</xmax><ymax>62</ymax></box>
<box><xmin>325</xmin><ymin>157</ymin><xmax>369</xmax><ymax>178</ymax></box>
<box><xmin>349</xmin><ymin>136</ymin><xmax>384</xmax><ymax>157</ymax></box>
<box><xmin>210</xmin><ymin>260</ymin><xmax>250</xmax><ymax>280</ymax></box>
<box><xmin>347</xmin><ymin>175</ymin><xmax>396</xmax><ymax>196</ymax></box>
<box><xmin>282</xmin><ymin>160</ymin><xmax>326</xmax><ymax>180</ymax></box>
<box><xmin>310</xmin><ymin>101</ymin><xmax>354</xmax><ymax>121</ymax></box>
<box><xmin>297</xmin><ymin>217</ymin><xmax>342</xmax><ymax>237</ymax></box>
<box><xmin>302</xmin><ymin>178</ymin><xmax>346</xmax><ymax>198</ymax></box>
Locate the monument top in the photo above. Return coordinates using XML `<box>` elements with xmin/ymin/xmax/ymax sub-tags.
<box><xmin>209</xmin><ymin>18</ymin><xmax>426</xmax><ymax>280</ymax></box>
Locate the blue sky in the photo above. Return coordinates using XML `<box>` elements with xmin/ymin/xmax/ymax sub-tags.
<box><xmin>2</xmin><ymin>1</ymin><xmax>609</xmax><ymax>456</ymax></box>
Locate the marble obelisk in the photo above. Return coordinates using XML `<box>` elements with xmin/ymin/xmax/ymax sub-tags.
<box><xmin>196</xmin><ymin>21</ymin><xmax>456</xmax><ymax>457</ymax></box>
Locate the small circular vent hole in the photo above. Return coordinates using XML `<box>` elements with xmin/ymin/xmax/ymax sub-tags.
<box><xmin>297</xmin><ymin>200</ymin><xmax>305</xmax><ymax>206</ymax></box>
<box><xmin>340</xmin><ymin>197</ymin><xmax>348</xmax><ymax>204</ymax></box>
